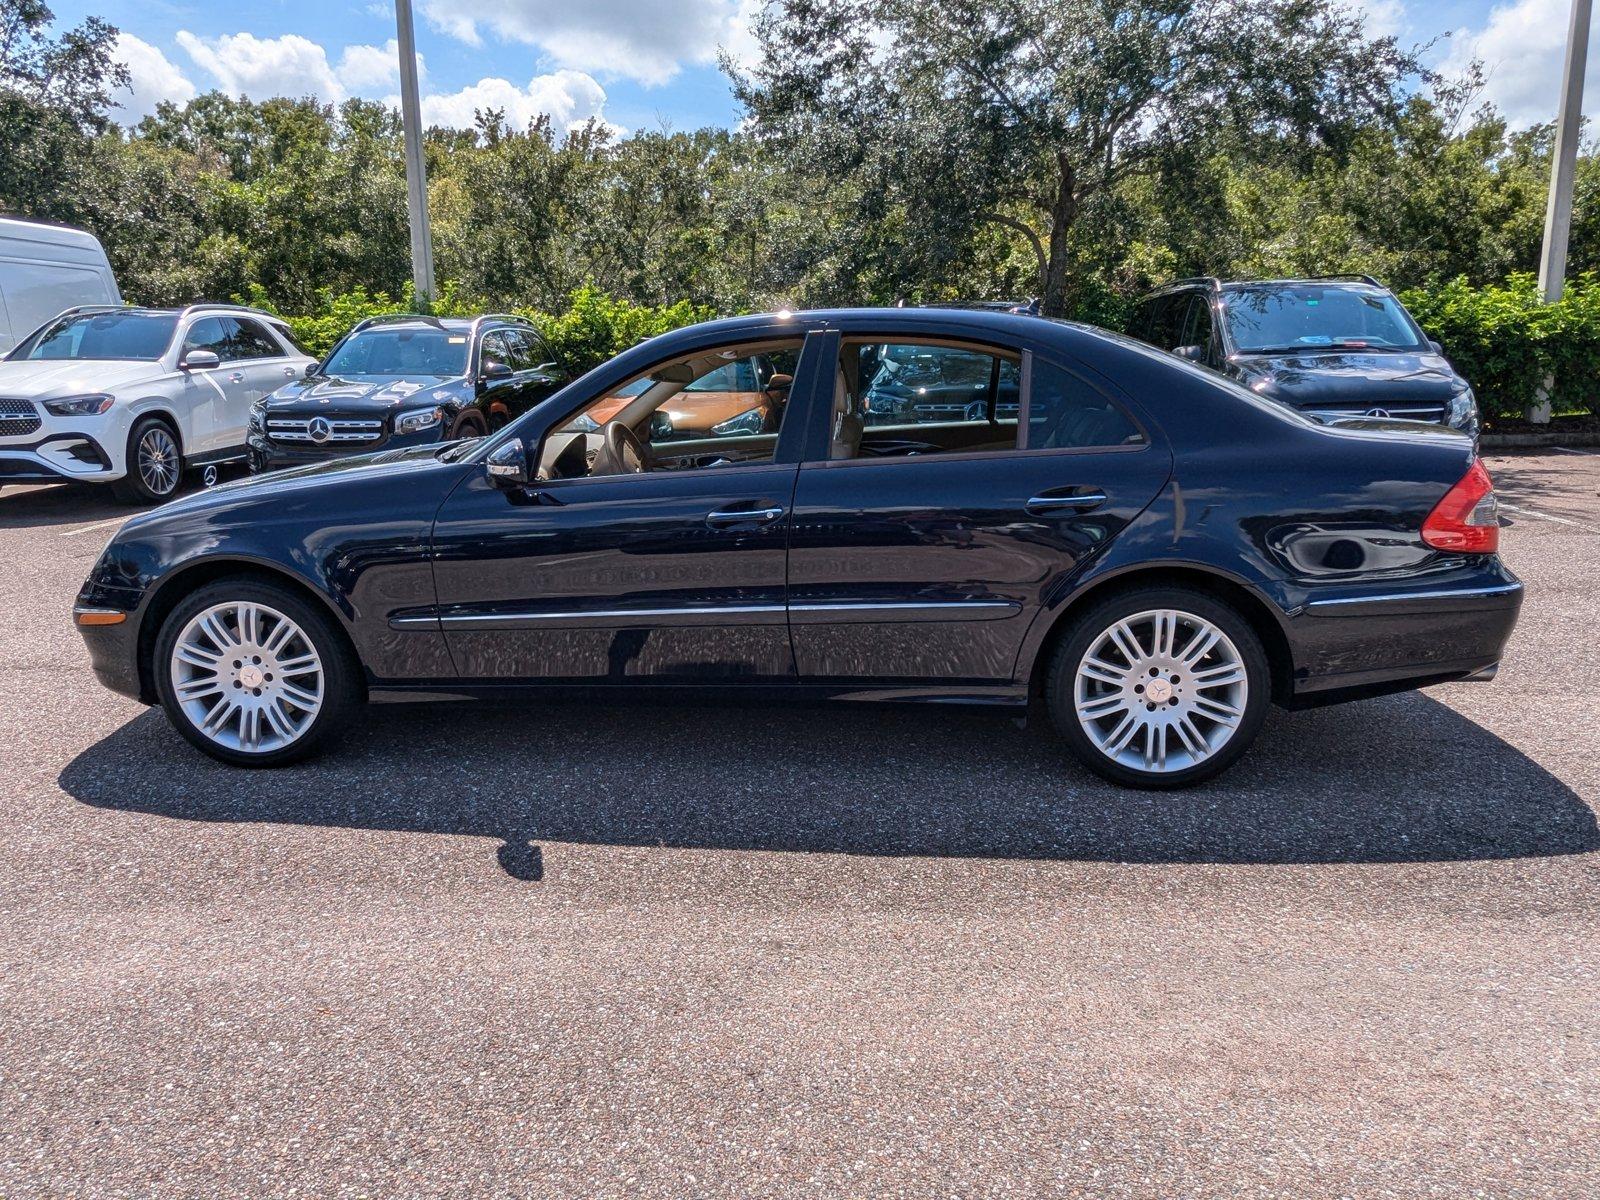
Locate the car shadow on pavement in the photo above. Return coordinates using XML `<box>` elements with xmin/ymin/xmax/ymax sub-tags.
<box><xmin>58</xmin><ymin>688</ymin><xmax>1599</xmax><ymax>877</ymax></box>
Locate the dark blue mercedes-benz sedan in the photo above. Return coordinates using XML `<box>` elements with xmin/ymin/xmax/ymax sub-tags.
<box><xmin>72</xmin><ymin>307</ymin><xmax>1521</xmax><ymax>788</ymax></box>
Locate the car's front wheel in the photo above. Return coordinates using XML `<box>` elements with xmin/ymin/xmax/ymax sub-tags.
<box><xmin>1047</xmin><ymin>587</ymin><xmax>1271</xmax><ymax>789</ymax></box>
<box><xmin>153</xmin><ymin>580</ymin><xmax>361</xmax><ymax>766</ymax></box>
<box><xmin>111</xmin><ymin>416</ymin><xmax>183</xmax><ymax>505</ymax></box>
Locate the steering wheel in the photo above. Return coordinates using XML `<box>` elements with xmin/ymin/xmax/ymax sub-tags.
<box><xmin>596</xmin><ymin>420</ymin><xmax>651</xmax><ymax>476</ymax></box>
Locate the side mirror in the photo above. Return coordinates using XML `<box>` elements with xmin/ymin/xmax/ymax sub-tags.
<box><xmin>648</xmin><ymin>411</ymin><xmax>674</xmax><ymax>440</ymax></box>
<box><xmin>481</xmin><ymin>360</ymin><xmax>513</xmax><ymax>383</ymax></box>
<box><xmin>181</xmin><ymin>349</ymin><xmax>221</xmax><ymax>371</ymax></box>
<box><xmin>1428</xmin><ymin>340</ymin><xmax>1444</xmax><ymax>355</ymax></box>
<box><xmin>1172</xmin><ymin>344</ymin><xmax>1206</xmax><ymax>363</ymax></box>
<box><xmin>485</xmin><ymin>438</ymin><xmax>530</xmax><ymax>487</ymax></box>
<box><xmin>304</xmin><ymin>362</ymin><xmax>320</xmax><ymax>377</ymax></box>
<box><xmin>764</xmin><ymin>372</ymin><xmax>794</xmax><ymax>395</ymax></box>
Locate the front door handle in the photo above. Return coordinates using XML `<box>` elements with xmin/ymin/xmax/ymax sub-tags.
<box><xmin>1026</xmin><ymin>490</ymin><xmax>1108</xmax><ymax>515</ymax></box>
<box><xmin>283</xmin><ymin>366</ymin><xmax>298</xmax><ymax>377</ymax></box>
<box><xmin>227</xmin><ymin>371</ymin><xmax>245</xmax><ymax>384</ymax></box>
<box><xmin>706</xmin><ymin>505</ymin><xmax>786</xmax><ymax>527</ymax></box>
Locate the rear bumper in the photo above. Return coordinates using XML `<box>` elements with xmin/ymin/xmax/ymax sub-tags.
<box><xmin>1286</xmin><ymin>565</ymin><xmax>1523</xmax><ymax>705</ymax></box>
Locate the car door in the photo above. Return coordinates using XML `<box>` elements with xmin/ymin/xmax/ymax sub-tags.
<box><xmin>509</xmin><ymin>328</ymin><xmax>566</xmax><ymax>414</ymax></box>
<box><xmin>220</xmin><ymin>316</ymin><xmax>302</xmax><ymax>446</ymax></box>
<box><xmin>785</xmin><ymin>335</ymin><xmax>1174</xmax><ymax>689</ymax></box>
<box><xmin>174</xmin><ymin>316</ymin><xmax>236</xmax><ymax>453</ymax></box>
<box><xmin>426</xmin><ymin>332</ymin><xmax>832</xmax><ymax>682</ymax></box>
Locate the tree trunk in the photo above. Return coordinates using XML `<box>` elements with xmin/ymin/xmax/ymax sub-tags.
<box><xmin>1039</xmin><ymin>154</ymin><xmax>1078</xmax><ymax>318</ymax></box>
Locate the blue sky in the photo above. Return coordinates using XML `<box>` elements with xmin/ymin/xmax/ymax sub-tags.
<box><xmin>49</xmin><ymin>0</ymin><xmax>1589</xmax><ymax>136</ymax></box>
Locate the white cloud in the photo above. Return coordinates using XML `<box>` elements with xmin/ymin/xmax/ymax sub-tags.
<box><xmin>177</xmin><ymin>30</ymin><xmax>346</xmax><ymax>102</ymax></box>
<box><xmin>112</xmin><ymin>33</ymin><xmax>196</xmax><ymax>121</ymax></box>
<box><xmin>176</xmin><ymin>32</ymin><xmax>426</xmax><ymax>105</ymax></box>
<box><xmin>416</xmin><ymin>0</ymin><xmax>754</xmax><ymax>86</ymax></box>
<box><xmin>410</xmin><ymin>69</ymin><xmax>616</xmax><ymax>134</ymax></box>
<box><xmin>1437</xmin><ymin>0</ymin><xmax>1596</xmax><ymax>128</ymax></box>
<box><xmin>337</xmin><ymin>40</ymin><xmax>420</xmax><ymax>91</ymax></box>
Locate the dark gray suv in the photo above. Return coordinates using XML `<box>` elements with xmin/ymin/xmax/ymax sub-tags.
<box><xmin>1129</xmin><ymin>275</ymin><xmax>1479</xmax><ymax>442</ymax></box>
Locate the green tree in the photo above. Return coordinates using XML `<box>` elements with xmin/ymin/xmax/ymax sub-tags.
<box><xmin>732</xmin><ymin>0</ymin><xmax>1423</xmax><ymax>315</ymax></box>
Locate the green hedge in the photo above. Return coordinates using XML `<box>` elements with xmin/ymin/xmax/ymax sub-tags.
<box><xmin>241</xmin><ymin>282</ymin><xmax>715</xmax><ymax>376</ymax></box>
<box><xmin>1398</xmin><ymin>273</ymin><xmax>1600</xmax><ymax>421</ymax></box>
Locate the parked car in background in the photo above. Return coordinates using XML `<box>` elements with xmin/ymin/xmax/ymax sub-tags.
<box><xmin>248</xmin><ymin>314</ymin><xmax>565</xmax><ymax>474</ymax></box>
<box><xmin>0</xmin><ymin>304</ymin><xmax>315</xmax><ymax>503</ymax></box>
<box><xmin>1130</xmin><ymin>276</ymin><xmax>1480</xmax><ymax>443</ymax></box>
<box><xmin>76</xmin><ymin>307</ymin><xmax>1518</xmax><ymax>789</ymax></box>
<box><xmin>576</xmin><ymin>349</ymin><xmax>796</xmax><ymax>442</ymax></box>
<box><xmin>0</xmin><ymin>217</ymin><xmax>121</xmax><ymax>354</ymax></box>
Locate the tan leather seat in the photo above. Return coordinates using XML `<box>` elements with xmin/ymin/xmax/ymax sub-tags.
<box><xmin>829</xmin><ymin>368</ymin><xmax>864</xmax><ymax>460</ymax></box>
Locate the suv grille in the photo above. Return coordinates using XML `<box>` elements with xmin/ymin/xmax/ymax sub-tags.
<box><xmin>266</xmin><ymin>415</ymin><xmax>384</xmax><ymax>446</ymax></box>
<box><xmin>0</xmin><ymin>397</ymin><xmax>42</xmax><ymax>438</ymax></box>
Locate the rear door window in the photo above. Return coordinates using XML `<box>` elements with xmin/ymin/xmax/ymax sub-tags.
<box><xmin>1025</xmin><ymin>359</ymin><xmax>1145</xmax><ymax>450</ymax></box>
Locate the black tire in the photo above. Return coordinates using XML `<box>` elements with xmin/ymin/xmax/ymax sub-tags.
<box><xmin>449</xmin><ymin>410</ymin><xmax>488</xmax><ymax>440</ymax></box>
<box><xmin>111</xmin><ymin>415</ymin><xmax>183</xmax><ymax>505</ymax></box>
<box><xmin>153</xmin><ymin>578</ymin><xmax>362</xmax><ymax>767</ymax></box>
<box><xmin>1045</xmin><ymin>586</ymin><xmax>1271</xmax><ymax>790</ymax></box>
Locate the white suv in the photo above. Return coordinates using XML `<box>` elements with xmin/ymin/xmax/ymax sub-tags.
<box><xmin>0</xmin><ymin>304</ymin><xmax>317</xmax><ymax>504</ymax></box>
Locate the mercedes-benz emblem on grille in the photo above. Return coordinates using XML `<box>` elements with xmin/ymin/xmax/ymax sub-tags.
<box><xmin>1365</xmin><ymin>407</ymin><xmax>1392</xmax><ymax>419</ymax></box>
<box><xmin>308</xmin><ymin>417</ymin><xmax>332</xmax><ymax>443</ymax></box>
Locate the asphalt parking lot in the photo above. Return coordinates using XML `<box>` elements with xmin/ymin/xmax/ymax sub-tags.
<box><xmin>1</xmin><ymin>450</ymin><xmax>1597</xmax><ymax>1198</ymax></box>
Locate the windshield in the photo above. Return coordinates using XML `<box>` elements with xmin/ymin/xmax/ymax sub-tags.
<box><xmin>11</xmin><ymin>311</ymin><xmax>178</xmax><ymax>361</ymax></box>
<box><xmin>1222</xmin><ymin>286</ymin><xmax>1425</xmax><ymax>352</ymax></box>
<box><xmin>322</xmin><ymin>326</ymin><xmax>469</xmax><ymax>376</ymax></box>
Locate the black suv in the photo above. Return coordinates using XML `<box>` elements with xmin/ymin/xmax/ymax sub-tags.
<box><xmin>248</xmin><ymin>314</ymin><xmax>567</xmax><ymax>473</ymax></box>
<box><xmin>1129</xmin><ymin>276</ymin><xmax>1478</xmax><ymax>442</ymax></box>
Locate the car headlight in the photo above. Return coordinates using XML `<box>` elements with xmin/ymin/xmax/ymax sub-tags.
<box><xmin>248</xmin><ymin>401</ymin><xmax>267</xmax><ymax>433</ymax></box>
<box><xmin>396</xmin><ymin>406</ymin><xmax>443</xmax><ymax>435</ymax></box>
<box><xmin>1446</xmin><ymin>387</ymin><xmax>1478</xmax><ymax>431</ymax></box>
<box><xmin>43</xmin><ymin>393</ymin><xmax>115</xmax><ymax>416</ymax></box>
<box><xmin>711</xmin><ymin>407</ymin><xmax>767</xmax><ymax>437</ymax></box>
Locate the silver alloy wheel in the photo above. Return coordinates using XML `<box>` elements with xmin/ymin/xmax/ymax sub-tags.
<box><xmin>1073</xmin><ymin>607</ymin><xmax>1248</xmax><ymax>775</ymax></box>
<box><xmin>137</xmin><ymin>425</ymin><xmax>180</xmax><ymax>496</ymax></box>
<box><xmin>169</xmin><ymin>601</ymin><xmax>324</xmax><ymax>753</ymax></box>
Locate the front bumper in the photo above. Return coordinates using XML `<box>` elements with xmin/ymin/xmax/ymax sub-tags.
<box><xmin>0</xmin><ymin>434</ymin><xmax>117</xmax><ymax>483</ymax></box>
<box><xmin>74</xmin><ymin>588</ymin><xmax>148</xmax><ymax>701</ymax></box>
<box><xmin>1286</xmin><ymin>563</ymin><xmax>1523</xmax><ymax>705</ymax></box>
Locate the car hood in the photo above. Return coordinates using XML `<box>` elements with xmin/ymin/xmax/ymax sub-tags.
<box><xmin>263</xmin><ymin>372</ymin><xmax>464</xmax><ymax>412</ymax></box>
<box><xmin>121</xmin><ymin>442</ymin><xmax>468</xmax><ymax>532</ymax></box>
<box><xmin>1229</xmin><ymin>350</ymin><xmax>1465</xmax><ymax>407</ymax></box>
<box><xmin>0</xmin><ymin>358</ymin><xmax>165</xmax><ymax>397</ymax></box>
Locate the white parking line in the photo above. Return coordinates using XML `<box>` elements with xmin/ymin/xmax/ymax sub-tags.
<box><xmin>1498</xmin><ymin>502</ymin><xmax>1600</xmax><ymax>534</ymax></box>
<box><xmin>60</xmin><ymin>516</ymin><xmax>126</xmax><ymax>538</ymax></box>
<box><xmin>1552</xmin><ymin>446</ymin><xmax>1598</xmax><ymax>456</ymax></box>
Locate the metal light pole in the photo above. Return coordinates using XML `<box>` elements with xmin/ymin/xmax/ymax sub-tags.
<box><xmin>395</xmin><ymin>0</ymin><xmax>436</xmax><ymax>307</ymax></box>
<box><xmin>1530</xmin><ymin>0</ymin><xmax>1591</xmax><ymax>422</ymax></box>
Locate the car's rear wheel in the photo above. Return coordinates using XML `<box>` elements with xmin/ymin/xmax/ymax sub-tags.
<box><xmin>153</xmin><ymin>580</ymin><xmax>361</xmax><ymax>767</ymax></box>
<box><xmin>1046</xmin><ymin>587</ymin><xmax>1270</xmax><ymax>789</ymax></box>
<box><xmin>111</xmin><ymin>416</ymin><xmax>183</xmax><ymax>505</ymax></box>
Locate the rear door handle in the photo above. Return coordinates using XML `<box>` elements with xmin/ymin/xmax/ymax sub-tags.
<box><xmin>1026</xmin><ymin>491</ymin><xmax>1108</xmax><ymax>515</ymax></box>
<box><xmin>707</xmin><ymin>505</ymin><xmax>786</xmax><ymax>527</ymax></box>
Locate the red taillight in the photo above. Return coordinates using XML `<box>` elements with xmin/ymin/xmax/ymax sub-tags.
<box><xmin>1422</xmin><ymin>459</ymin><xmax>1499</xmax><ymax>554</ymax></box>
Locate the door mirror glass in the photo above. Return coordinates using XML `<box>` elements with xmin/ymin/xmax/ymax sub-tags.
<box><xmin>181</xmin><ymin>349</ymin><xmax>221</xmax><ymax>371</ymax></box>
<box><xmin>485</xmin><ymin>438</ymin><xmax>529</xmax><ymax>487</ymax></box>
<box><xmin>648</xmin><ymin>411</ymin><xmax>674</xmax><ymax>440</ymax></box>
<box><xmin>304</xmin><ymin>362</ymin><xmax>319</xmax><ymax>377</ymax></box>
<box><xmin>481</xmin><ymin>360</ymin><xmax>513</xmax><ymax>382</ymax></box>
<box><xmin>764</xmin><ymin>372</ymin><xmax>794</xmax><ymax>396</ymax></box>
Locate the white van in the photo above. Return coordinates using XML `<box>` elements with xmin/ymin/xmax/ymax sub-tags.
<box><xmin>0</xmin><ymin>217</ymin><xmax>121</xmax><ymax>353</ymax></box>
